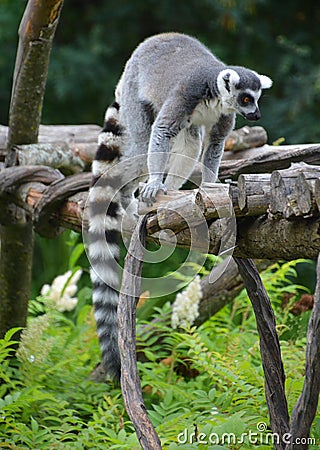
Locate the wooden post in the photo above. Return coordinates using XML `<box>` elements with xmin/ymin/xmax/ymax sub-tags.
<box><xmin>118</xmin><ymin>215</ymin><xmax>162</xmax><ymax>450</ymax></box>
<box><xmin>0</xmin><ymin>0</ymin><xmax>64</xmax><ymax>339</ymax></box>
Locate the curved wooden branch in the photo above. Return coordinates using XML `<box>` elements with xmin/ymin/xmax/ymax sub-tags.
<box><xmin>118</xmin><ymin>215</ymin><xmax>162</xmax><ymax>450</ymax></box>
<box><xmin>0</xmin><ymin>165</ymin><xmax>63</xmax><ymax>194</ymax></box>
<box><xmin>33</xmin><ymin>172</ymin><xmax>91</xmax><ymax>237</ymax></box>
<box><xmin>234</xmin><ymin>258</ymin><xmax>290</xmax><ymax>450</ymax></box>
<box><xmin>286</xmin><ymin>253</ymin><xmax>320</xmax><ymax>450</ymax></box>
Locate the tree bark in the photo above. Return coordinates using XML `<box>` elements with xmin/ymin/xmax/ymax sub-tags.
<box><xmin>0</xmin><ymin>0</ymin><xmax>64</xmax><ymax>339</ymax></box>
<box><xmin>118</xmin><ymin>216</ymin><xmax>162</xmax><ymax>450</ymax></box>
<box><xmin>219</xmin><ymin>144</ymin><xmax>320</xmax><ymax>180</ymax></box>
<box><xmin>286</xmin><ymin>253</ymin><xmax>320</xmax><ymax>450</ymax></box>
<box><xmin>0</xmin><ymin>222</ymin><xmax>34</xmax><ymax>338</ymax></box>
<box><xmin>6</xmin><ymin>0</ymin><xmax>64</xmax><ymax>154</ymax></box>
<box><xmin>234</xmin><ymin>258</ymin><xmax>290</xmax><ymax>450</ymax></box>
<box><xmin>224</xmin><ymin>125</ymin><xmax>267</xmax><ymax>152</ymax></box>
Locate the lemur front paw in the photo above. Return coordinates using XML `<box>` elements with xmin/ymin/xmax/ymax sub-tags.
<box><xmin>139</xmin><ymin>181</ymin><xmax>167</xmax><ymax>206</ymax></box>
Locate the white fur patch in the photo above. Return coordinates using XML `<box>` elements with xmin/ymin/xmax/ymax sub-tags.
<box><xmin>258</xmin><ymin>74</ymin><xmax>273</xmax><ymax>89</ymax></box>
<box><xmin>89</xmin><ymin>213</ymin><xmax>119</xmax><ymax>233</ymax></box>
<box><xmin>92</xmin><ymin>160</ymin><xmax>109</xmax><ymax>177</ymax></box>
<box><xmin>89</xmin><ymin>240</ymin><xmax>120</xmax><ymax>260</ymax></box>
<box><xmin>91</xmin><ymin>263</ymin><xmax>119</xmax><ymax>288</ymax></box>
<box><xmin>190</xmin><ymin>98</ymin><xmax>222</xmax><ymax>127</ymax></box>
<box><xmin>88</xmin><ymin>186</ymin><xmax>119</xmax><ymax>203</ymax></box>
<box><xmin>104</xmin><ymin>106</ymin><xmax>119</xmax><ymax>122</ymax></box>
<box><xmin>217</xmin><ymin>69</ymin><xmax>240</xmax><ymax>96</ymax></box>
<box><xmin>98</xmin><ymin>131</ymin><xmax>122</xmax><ymax>146</ymax></box>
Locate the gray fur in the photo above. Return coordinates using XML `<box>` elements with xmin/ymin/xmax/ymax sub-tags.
<box><xmin>89</xmin><ymin>32</ymin><xmax>272</xmax><ymax>380</ymax></box>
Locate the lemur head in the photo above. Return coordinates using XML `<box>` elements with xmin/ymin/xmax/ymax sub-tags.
<box><xmin>216</xmin><ymin>67</ymin><xmax>272</xmax><ymax>121</ymax></box>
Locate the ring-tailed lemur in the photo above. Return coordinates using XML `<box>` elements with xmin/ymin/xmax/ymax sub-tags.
<box><xmin>88</xmin><ymin>32</ymin><xmax>272</xmax><ymax>381</ymax></box>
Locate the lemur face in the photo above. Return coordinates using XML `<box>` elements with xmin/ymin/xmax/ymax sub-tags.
<box><xmin>217</xmin><ymin>68</ymin><xmax>272</xmax><ymax>121</ymax></box>
<box><xmin>236</xmin><ymin>90</ymin><xmax>262</xmax><ymax>121</ymax></box>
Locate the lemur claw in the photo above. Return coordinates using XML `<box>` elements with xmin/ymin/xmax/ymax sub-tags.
<box><xmin>140</xmin><ymin>181</ymin><xmax>167</xmax><ymax>206</ymax></box>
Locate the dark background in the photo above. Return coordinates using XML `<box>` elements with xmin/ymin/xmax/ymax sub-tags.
<box><xmin>2</xmin><ymin>0</ymin><xmax>320</xmax><ymax>144</ymax></box>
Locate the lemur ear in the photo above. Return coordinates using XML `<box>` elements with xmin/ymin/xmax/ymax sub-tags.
<box><xmin>217</xmin><ymin>69</ymin><xmax>240</xmax><ymax>94</ymax></box>
<box><xmin>258</xmin><ymin>74</ymin><xmax>273</xmax><ymax>89</ymax></box>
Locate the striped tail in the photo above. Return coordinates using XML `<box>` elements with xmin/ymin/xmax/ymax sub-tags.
<box><xmin>88</xmin><ymin>101</ymin><xmax>124</xmax><ymax>381</ymax></box>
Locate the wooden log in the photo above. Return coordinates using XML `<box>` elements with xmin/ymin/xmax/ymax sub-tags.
<box><xmin>219</xmin><ymin>144</ymin><xmax>320</xmax><ymax>180</ymax></box>
<box><xmin>1</xmin><ymin>166</ymin><xmax>320</xmax><ymax>258</ymax></box>
<box><xmin>13</xmin><ymin>143</ymin><xmax>85</xmax><ymax>174</ymax></box>
<box><xmin>315</xmin><ymin>178</ymin><xmax>320</xmax><ymax>212</ymax></box>
<box><xmin>237</xmin><ymin>173</ymin><xmax>271</xmax><ymax>213</ymax></box>
<box><xmin>224</xmin><ymin>125</ymin><xmax>267</xmax><ymax>152</ymax></box>
<box><xmin>141</xmin><ymin>183</ymin><xmax>253</xmax><ymax>236</ymax></box>
<box><xmin>234</xmin><ymin>216</ymin><xmax>320</xmax><ymax>260</ymax></box>
<box><xmin>38</xmin><ymin>124</ymin><xmax>100</xmax><ymax>143</ymax></box>
<box><xmin>1</xmin><ymin>123</ymin><xmax>262</xmax><ymax>153</ymax></box>
<box><xmin>294</xmin><ymin>168</ymin><xmax>320</xmax><ymax>217</ymax></box>
<box><xmin>270</xmin><ymin>163</ymin><xmax>320</xmax><ymax>218</ymax></box>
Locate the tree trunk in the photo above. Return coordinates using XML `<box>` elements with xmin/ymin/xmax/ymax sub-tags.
<box><xmin>0</xmin><ymin>0</ymin><xmax>64</xmax><ymax>339</ymax></box>
<box><xmin>0</xmin><ymin>222</ymin><xmax>34</xmax><ymax>337</ymax></box>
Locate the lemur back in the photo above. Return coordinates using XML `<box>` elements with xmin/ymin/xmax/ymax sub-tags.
<box><xmin>88</xmin><ymin>32</ymin><xmax>272</xmax><ymax>380</ymax></box>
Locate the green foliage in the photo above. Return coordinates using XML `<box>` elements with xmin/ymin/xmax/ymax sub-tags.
<box><xmin>0</xmin><ymin>259</ymin><xmax>318</xmax><ymax>448</ymax></box>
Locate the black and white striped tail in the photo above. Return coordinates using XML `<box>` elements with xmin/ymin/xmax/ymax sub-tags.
<box><xmin>89</xmin><ymin>101</ymin><xmax>124</xmax><ymax>381</ymax></box>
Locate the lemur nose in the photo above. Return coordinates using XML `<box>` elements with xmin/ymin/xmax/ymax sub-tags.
<box><xmin>246</xmin><ymin>110</ymin><xmax>261</xmax><ymax>121</ymax></box>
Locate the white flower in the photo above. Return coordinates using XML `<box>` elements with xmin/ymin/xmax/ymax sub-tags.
<box><xmin>41</xmin><ymin>269</ymin><xmax>82</xmax><ymax>312</ymax></box>
<box><xmin>171</xmin><ymin>275</ymin><xmax>202</xmax><ymax>329</ymax></box>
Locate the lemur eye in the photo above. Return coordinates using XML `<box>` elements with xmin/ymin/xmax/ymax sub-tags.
<box><xmin>238</xmin><ymin>93</ymin><xmax>254</xmax><ymax>106</ymax></box>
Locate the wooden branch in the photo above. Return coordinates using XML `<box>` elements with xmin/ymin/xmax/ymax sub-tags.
<box><xmin>219</xmin><ymin>144</ymin><xmax>320</xmax><ymax>180</ymax></box>
<box><xmin>13</xmin><ymin>143</ymin><xmax>85</xmax><ymax>174</ymax></box>
<box><xmin>7</xmin><ymin>0</ymin><xmax>64</xmax><ymax>154</ymax></box>
<box><xmin>224</xmin><ymin>125</ymin><xmax>267</xmax><ymax>152</ymax></box>
<box><xmin>118</xmin><ymin>215</ymin><xmax>162</xmax><ymax>450</ymax></box>
<box><xmin>33</xmin><ymin>172</ymin><xmax>91</xmax><ymax>237</ymax></box>
<box><xmin>286</xmin><ymin>253</ymin><xmax>320</xmax><ymax>450</ymax></box>
<box><xmin>234</xmin><ymin>258</ymin><xmax>290</xmax><ymax>450</ymax></box>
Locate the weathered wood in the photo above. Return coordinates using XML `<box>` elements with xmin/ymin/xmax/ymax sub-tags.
<box><xmin>295</xmin><ymin>168</ymin><xmax>320</xmax><ymax>217</ymax></box>
<box><xmin>33</xmin><ymin>172</ymin><xmax>91</xmax><ymax>237</ymax></box>
<box><xmin>118</xmin><ymin>215</ymin><xmax>162</xmax><ymax>450</ymax></box>
<box><xmin>234</xmin><ymin>258</ymin><xmax>290</xmax><ymax>450</ymax></box>
<box><xmin>219</xmin><ymin>144</ymin><xmax>320</xmax><ymax>180</ymax></box>
<box><xmin>0</xmin><ymin>166</ymin><xmax>64</xmax><ymax>224</ymax></box>
<box><xmin>0</xmin><ymin>0</ymin><xmax>64</xmax><ymax>340</ymax></box>
<box><xmin>224</xmin><ymin>125</ymin><xmax>267</xmax><ymax>152</ymax></box>
<box><xmin>237</xmin><ymin>173</ymin><xmax>271</xmax><ymax>213</ymax></box>
<box><xmin>0</xmin><ymin>165</ymin><xmax>63</xmax><ymax>194</ymax></box>
<box><xmin>1</xmin><ymin>168</ymin><xmax>320</xmax><ymax>258</ymax></box>
<box><xmin>315</xmin><ymin>178</ymin><xmax>320</xmax><ymax>212</ymax></box>
<box><xmin>6</xmin><ymin>0</ymin><xmax>64</xmax><ymax>154</ymax></box>
<box><xmin>286</xmin><ymin>253</ymin><xmax>320</xmax><ymax>450</ymax></box>
<box><xmin>270</xmin><ymin>163</ymin><xmax>320</xmax><ymax>218</ymax></box>
<box><xmin>13</xmin><ymin>143</ymin><xmax>85</xmax><ymax>174</ymax></box>
<box><xmin>1</xmin><ymin>123</ymin><xmax>261</xmax><ymax>154</ymax></box>
<box><xmin>233</xmin><ymin>216</ymin><xmax>320</xmax><ymax>260</ymax></box>
<box><xmin>26</xmin><ymin>188</ymin><xmax>86</xmax><ymax>234</ymax></box>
